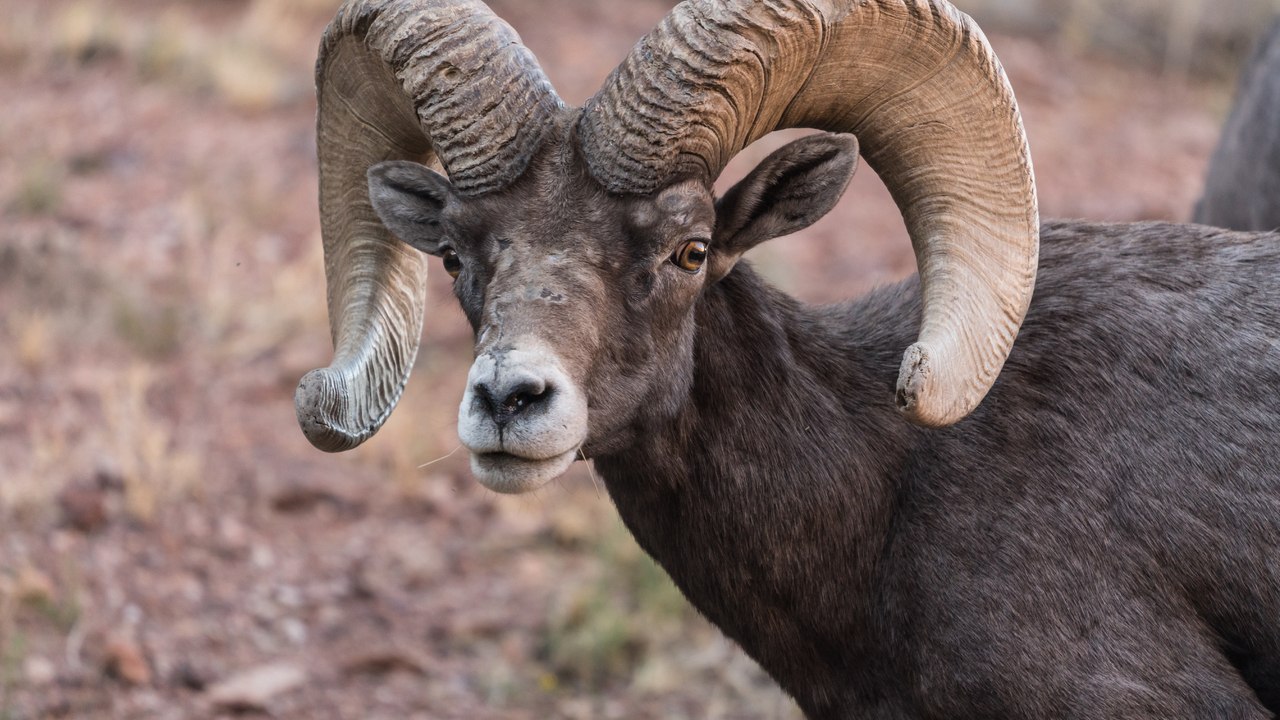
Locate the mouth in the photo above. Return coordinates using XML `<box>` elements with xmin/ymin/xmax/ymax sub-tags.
<box><xmin>469</xmin><ymin>447</ymin><xmax>579</xmax><ymax>494</ymax></box>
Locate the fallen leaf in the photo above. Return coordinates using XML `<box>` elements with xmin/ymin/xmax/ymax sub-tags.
<box><xmin>24</xmin><ymin>656</ymin><xmax>56</xmax><ymax>687</ymax></box>
<box><xmin>104</xmin><ymin>637</ymin><xmax>152</xmax><ymax>686</ymax></box>
<box><xmin>341</xmin><ymin>647</ymin><xmax>428</xmax><ymax>677</ymax></box>
<box><xmin>206</xmin><ymin>662</ymin><xmax>307</xmax><ymax>712</ymax></box>
<box><xmin>58</xmin><ymin>482</ymin><xmax>109</xmax><ymax>533</ymax></box>
<box><xmin>14</xmin><ymin>566</ymin><xmax>55</xmax><ymax>605</ymax></box>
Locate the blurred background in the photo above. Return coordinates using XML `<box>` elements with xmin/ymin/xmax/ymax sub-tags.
<box><xmin>0</xmin><ymin>0</ymin><xmax>1276</xmax><ymax>717</ymax></box>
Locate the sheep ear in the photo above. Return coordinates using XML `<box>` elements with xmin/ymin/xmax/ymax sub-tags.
<box><xmin>367</xmin><ymin>161</ymin><xmax>455</xmax><ymax>255</ymax></box>
<box><xmin>709</xmin><ymin>133</ymin><xmax>859</xmax><ymax>282</ymax></box>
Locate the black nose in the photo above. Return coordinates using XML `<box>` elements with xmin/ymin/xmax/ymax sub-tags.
<box><xmin>475</xmin><ymin>375</ymin><xmax>551</xmax><ymax>427</ymax></box>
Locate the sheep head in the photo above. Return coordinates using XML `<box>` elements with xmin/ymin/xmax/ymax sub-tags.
<box><xmin>296</xmin><ymin>0</ymin><xmax>1040</xmax><ymax>492</ymax></box>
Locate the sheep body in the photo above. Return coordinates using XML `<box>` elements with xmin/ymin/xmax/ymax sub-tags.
<box><xmin>599</xmin><ymin>220</ymin><xmax>1280</xmax><ymax>719</ymax></box>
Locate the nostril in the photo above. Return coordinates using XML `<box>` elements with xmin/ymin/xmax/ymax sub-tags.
<box><xmin>475</xmin><ymin>379</ymin><xmax>551</xmax><ymax>426</ymax></box>
<box><xmin>502</xmin><ymin>385</ymin><xmax>548</xmax><ymax>415</ymax></box>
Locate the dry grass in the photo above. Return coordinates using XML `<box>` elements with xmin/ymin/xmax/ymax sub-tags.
<box><xmin>963</xmin><ymin>0</ymin><xmax>1280</xmax><ymax>77</ymax></box>
<box><xmin>99</xmin><ymin>366</ymin><xmax>203</xmax><ymax>523</ymax></box>
<box><xmin>6</xmin><ymin>0</ymin><xmax>329</xmax><ymax>110</ymax></box>
<box><xmin>1</xmin><ymin>420</ymin><xmax>68</xmax><ymax>522</ymax></box>
<box><xmin>0</xmin><ymin>0</ymin><xmax>339</xmax><ymax>524</ymax></box>
<box><xmin>0</xmin><ymin>550</ymin><xmax>86</xmax><ymax>719</ymax></box>
<box><xmin>9</xmin><ymin>160</ymin><xmax>63</xmax><ymax>218</ymax></box>
<box><xmin>10</xmin><ymin>313</ymin><xmax>53</xmax><ymax>376</ymax></box>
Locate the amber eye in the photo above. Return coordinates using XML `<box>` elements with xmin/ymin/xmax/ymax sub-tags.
<box><xmin>442</xmin><ymin>249</ymin><xmax>462</xmax><ymax>279</ymax></box>
<box><xmin>672</xmin><ymin>240</ymin><xmax>709</xmax><ymax>273</ymax></box>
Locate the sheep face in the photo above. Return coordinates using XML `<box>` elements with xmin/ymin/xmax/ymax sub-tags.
<box><xmin>368</xmin><ymin>130</ymin><xmax>859</xmax><ymax>493</ymax></box>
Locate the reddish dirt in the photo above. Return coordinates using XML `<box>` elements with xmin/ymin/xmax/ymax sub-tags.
<box><xmin>0</xmin><ymin>0</ymin><xmax>1237</xmax><ymax>718</ymax></box>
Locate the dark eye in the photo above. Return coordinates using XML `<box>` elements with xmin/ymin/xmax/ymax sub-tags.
<box><xmin>672</xmin><ymin>240</ymin><xmax>708</xmax><ymax>273</ymax></box>
<box><xmin>442</xmin><ymin>248</ymin><xmax>462</xmax><ymax>279</ymax></box>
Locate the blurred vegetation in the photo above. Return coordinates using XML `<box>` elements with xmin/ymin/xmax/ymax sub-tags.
<box><xmin>961</xmin><ymin>0</ymin><xmax>1280</xmax><ymax>76</ymax></box>
<box><xmin>541</xmin><ymin>517</ymin><xmax>693</xmax><ymax>690</ymax></box>
<box><xmin>1</xmin><ymin>0</ymin><xmax>329</xmax><ymax>110</ymax></box>
<box><xmin>9</xmin><ymin>161</ymin><xmax>63</xmax><ymax>218</ymax></box>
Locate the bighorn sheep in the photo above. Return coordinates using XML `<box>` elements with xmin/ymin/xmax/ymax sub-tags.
<box><xmin>295</xmin><ymin>0</ymin><xmax>1280</xmax><ymax>716</ymax></box>
<box><xmin>1197</xmin><ymin>18</ymin><xmax>1280</xmax><ymax>231</ymax></box>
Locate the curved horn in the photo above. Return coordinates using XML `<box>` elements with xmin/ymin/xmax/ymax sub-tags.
<box><xmin>297</xmin><ymin>0</ymin><xmax>562</xmax><ymax>451</ymax></box>
<box><xmin>578</xmin><ymin>0</ymin><xmax>1038</xmax><ymax>427</ymax></box>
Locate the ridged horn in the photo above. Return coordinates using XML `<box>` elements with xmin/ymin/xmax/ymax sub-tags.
<box><xmin>578</xmin><ymin>0</ymin><xmax>1038</xmax><ymax>427</ymax></box>
<box><xmin>297</xmin><ymin>0</ymin><xmax>562</xmax><ymax>451</ymax></box>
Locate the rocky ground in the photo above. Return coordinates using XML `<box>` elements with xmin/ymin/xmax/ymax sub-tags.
<box><xmin>0</xmin><ymin>0</ymin><xmax>1253</xmax><ymax>717</ymax></box>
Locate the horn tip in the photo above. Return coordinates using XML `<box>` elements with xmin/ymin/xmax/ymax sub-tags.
<box><xmin>895</xmin><ymin>342</ymin><xmax>971</xmax><ymax>429</ymax></box>
<box><xmin>295</xmin><ymin>368</ymin><xmax>367</xmax><ymax>452</ymax></box>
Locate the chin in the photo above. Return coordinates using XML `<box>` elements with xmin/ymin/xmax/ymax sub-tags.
<box><xmin>469</xmin><ymin>448</ymin><xmax>579</xmax><ymax>494</ymax></box>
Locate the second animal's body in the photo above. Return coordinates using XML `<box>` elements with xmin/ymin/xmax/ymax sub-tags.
<box><xmin>1197</xmin><ymin>19</ymin><xmax>1280</xmax><ymax>232</ymax></box>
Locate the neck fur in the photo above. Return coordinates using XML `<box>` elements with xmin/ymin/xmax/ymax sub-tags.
<box><xmin>593</xmin><ymin>264</ymin><xmax>923</xmax><ymax>710</ymax></box>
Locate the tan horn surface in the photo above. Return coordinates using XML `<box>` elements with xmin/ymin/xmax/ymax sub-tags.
<box><xmin>579</xmin><ymin>0</ymin><xmax>1038</xmax><ymax>427</ymax></box>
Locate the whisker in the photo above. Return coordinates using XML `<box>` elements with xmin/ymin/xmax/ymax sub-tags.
<box><xmin>418</xmin><ymin>444</ymin><xmax>462</xmax><ymax>469</ymax></box>
<box><xmin>580</xmin><ymin>447</ymin><xmax>601</xmax><ymax>498</ymax></box>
